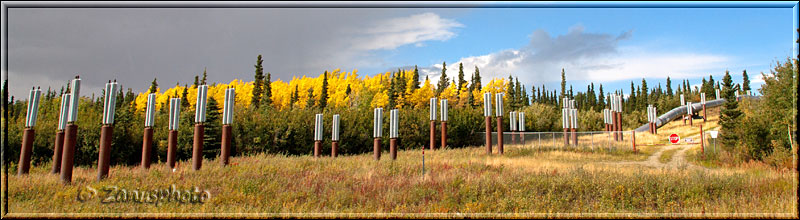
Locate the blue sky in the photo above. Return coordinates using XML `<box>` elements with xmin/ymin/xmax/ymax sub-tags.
<box><xmin>367</xmin><ymin>6</ymin><xmax>797</xmax><ymax>96</ymax></box>
<box><xmin>4</xmin><ymin>2</ymin><xmax>798</xmax><ymax>99</ymax></box>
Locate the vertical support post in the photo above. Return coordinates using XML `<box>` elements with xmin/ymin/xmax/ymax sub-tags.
<box><xmin>496</xmin><ymin>93</ymin><xmax>504</xmax><ymax>154</ymax></box>
<box><xmin>140</xmin><ymin>127</ymin><xmax>153</xmax><ymax>169</ymax></box>
<box><xmin>52</xmin><ymin>93</ymin><xmax>71</xmax><ymax>174</ymax></box>
<box><xmin>483</xmin><ymin>93</ymin><xmax>492</xmax><ymax>154</ymax></box>
<box><xmin>192</xmin><ymin>85</ymin><xmax>208</xmax><ymax>171</ymax></box>
<box><xmin>518</xmin><ymin>112</ymin><xmax>525</xmax><ymax>146</ymax></box>
<box><xmin>700</xmin><ymin>124</ymin><xmax>705</xmax><ymax>156</ymax></box>
<box><xmin>373</xmin><ymin>108</ymin><xmax>383</xmax><ymax>160</ymax></box>
<box><xmin>510</xmin><ymin>111</ymin><xmax>516</xmax><ymax>145</ymax></box>
<box><xmin>167</xmin><ymin>130</ymin><xmax>177</xmax><ymax>169</ymax></box>
<box><xmin>98</xmin><ymin>80</ymin><xmax>118</xmax><ymax>180</ymax></box>
<box><xmin>440</xmin><ymin>99</ymin><xmax>448</xmax><ymax>149</ymax></box>
<box><xmin>571</xmin><ymin>108</ymin><xmax>578</xmax><ymax>146</ymax></box>
<box><xmin>60</xmin><ymin>124</ymin><xmax>78</xmax><ymax>184</ymax></box>
<box><xmin>681</xmin><ymin>94</ymin><xmax>686</xmax><ymax>125</ymax></box>
<box><xmin>314</xmin><ymin>113</ymin><xmax>323</xmax><ymax>158</ymax></box>
<box><xmin>688</xmin><ymin>102</ymin><xmax>693</xmax><ymax>126</ymax></box>
<box><xmin>51</xmin><ymin>131</ymin><xmax>65</xmax><ymax>174</ymax></box>
<box><xmin>18</xmin><ymin>129</ymin><xmax>34</xmax><ymax>175</ymax></box>
<box><xmin>429</xmin><ymin>97</ymin><xmax>437</xmax><ymax>150</ymax></box>
<box><xmin>61</xmin><ymin>76</ymin><xmax>80</xmax><ymax>184</ymax></box>
<box><xmin>331</xmin><ymin>114</ymin><xmax>340</xmax><ymax>157</ymax></box>
<box><xmin>19</xmin><ymin>87</ymin><xmax>41</xmax><ymax>175</ymax></box>
<box><xmin>141</xmin><ymin>93</ymin><xmax>156</xmax><ymax>170</ymax></box>
<box><xmin>221</xmin><ymin>88</ymin><xmax>235</xmax><ymax>165</ymax></box>
<box><xmin>221</xmin><ymin>125</ymin><xmax>232</xmax><ymax>163</ymax></box>
<box><xmin>167</xmin><ymin>98</ymin><xmax>180</xmax><ymax>169</ymax></box>
<box><xmin>389</xmin><ymin>109</ymin><xmax>399</xmax><ymax>160</ymax></box>
<box><xmin>192</xmin><ymin>124</ymin><xmax>204</xmax><ymax>171</ymax></box>
<box><xmin>632</xmin><ymin>130</ymin><xmax>636</xmax><ymax>152</ymax></box>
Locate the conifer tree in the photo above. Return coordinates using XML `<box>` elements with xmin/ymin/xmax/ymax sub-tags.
<box><xmin>262</xmin><ymin>73</ymin><xmax>273</xmax><ymax>106</ymax></box>
<box><xmin>201</xmin><ymin>67</ymin><xmax>208</xmax><ymax>85</ymax></box>
<box><xmin>742</xmin><ymin>70</ymin><xmax>750</xmax><ymax>93</ymax></box>
<box><xmin>148</xmin><ymin>78</ymin><xmax>158</xmax><ymax>94</ymax></box>
<box><xmin>471</xmin><ymin>66</ymin><xmax>482</xmax><ymax>91</ymax></box>
<box><xmin>719</xmin><ymin>70</ymin><xmax>742</xmax><ymax>150</ymax></box>
<box><xmin>666</xmin><ymin>77</ymin><xmax>673</xmax><ymax>97</ymax></box>
<box><xmin>252</xmin><ymin>55</ymin><xmax>265</xmax><ymax>108</ymax></box>
<box><xmin>411</xmin><ymin>65</ymin><xmax>420</xmax><ymax>90</ymax></box>
<box><xmin>436</xmin><ymin>62</ymin><xmax>449</xmax><ymax>95</ymax></box>
<box><xmin>320</xmin><ymin>71</ymin><xmax>329</xmax><ymax>109</ymax></box>
<box><xmin>457</xmin><ymin>63</ymin><xmax>467</xmax><ymax>95</ymax></box>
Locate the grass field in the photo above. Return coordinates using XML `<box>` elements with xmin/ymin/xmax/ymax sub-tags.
<box><xmin>5</xmin><ymin>144</ymin><xmax>797</xmax><ymax>218</ymax></box>
<box><xmin>4</xmin><ymin>105</ymin><xmax>797</xmax><ymax>218</ymax></box>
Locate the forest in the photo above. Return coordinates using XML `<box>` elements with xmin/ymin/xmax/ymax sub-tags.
<box><xmin>3</xmin><ymin>56</ymin><xmax>795</xmax><ymax>169</ymax></box>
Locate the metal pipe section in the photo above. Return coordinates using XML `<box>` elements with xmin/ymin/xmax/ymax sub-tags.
<box><xmin>193</xmin><ymin>85</ymin><xmax>208</xmax><ymax>170</ymax></box>
<box><xmin>222</xmin><ymin>88</ymin><xmax>235</xmax><ymax>125</ymax></box>
<box><xmin>61</xmin><ymin>77</ymin><xmax>81</xmax><ymax>184</ymax></box>
<box><xmin>24</xmin><ymin>87</ymin><xmax>42</xmax><ymax>128</ymax></box>
<box><xmin>518</xmin><ymin>112</ymin><xmax>525</xmax><ymax>144</ymax></box>
<box><xmin>373</xmin><ymin>108</ymin><xmax>383</xmax><ymax>160</ymax></box>
<box><xmin>495</xmin><ymin>93</ymin><xmax>504</xmax><ymax>154</ymax></box>
<box><xmin>331</xmin><ymin>114</ymin><xmax>340</xmax><ymax>157</ymax></box>
<box><xmin>389</xmin><ymin>109</ymin><xmax>399</xmax><ymax>160</ymax></box>
<box><xmin>562</xmin><ymin>108</ymin><xmax>569</xmax><ymax>145</ymax></box>
<box><xmin>102</xmin><ymin>81</ymin><xmax>119</xmax><ymax>125</ymax></box>
<box><xmin>687</xmin><ymin>101</ymin><xmax>694</xmax><ymax>126</ymax></box>
<box><xmin>168</xmin><ymin>98</ymin><xmax>181</xmax><ymax>130</ymax></box>
<box><xmin>634</xmin><ymin>98</ymin><xmax>727</xmax><ymax>132</ymax></box>
<box><xmin>701</xmin><ymin>93</ymin><xmax>707</xmax><ymax>122</ymax></box>
<box><xmin>58</xmin><ymin>94</ymin><xmax>70</xmax><ymax>131</ymax></box>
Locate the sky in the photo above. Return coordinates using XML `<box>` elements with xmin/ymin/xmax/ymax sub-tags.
<box><xmin>3</xmin><ymin>2</ymin><xmax>798</xmax><ymax>100</ymax></box>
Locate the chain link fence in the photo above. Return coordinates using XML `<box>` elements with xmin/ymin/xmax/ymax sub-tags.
<box><xmin>478</xmin><ymin>131</ymin><xmax>637</xmax><ymax>152</ymax></box>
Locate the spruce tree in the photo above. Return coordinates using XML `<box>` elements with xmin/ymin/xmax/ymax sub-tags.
<box><xmin>193</xmin><ymin>76</ymin><xmax>199</xmax><ymax>88</ymax></box>
<box><xmin>598</xmin><ymin>84</ymin><xmax>605</xmax><ymax>108</ymax></box>
<box><xmin>319</xmin><ymin>71</ymin><xmax>329</xmax><ymax>109</ymax></box>
<box><xmin>507</xmin><ymin>75</ymin><xmax>516</xmax><ymax>109</ymax></box>
<box><xmin>560</xmin><ymin>68</ymin><xmax>566</xmax><ymax>101</ymax></box>
<box><xmin>436</xmin><ymin>62</ymin><xmax>449</xmax><ymax>95</ymax></box>
<box><xmin>148</xmin><ymin>78</ymin><xmax>158</xmax><ymax>94</ymax></box>
<box><xmin>412</xmin><ymin>65</ymin><xmax>420</xmax><ymax>90</ymax></box>
<box><xmin>457</xmin><ymin>63</ymin><xmax>467</xmax><ymax>95</ymax></box>
<box><xmin>306</xmin><ymin>88</ymin><xmax>315</xmax><ymax>109</ymax></box>
<box><xmin>719</xmin><ymin>70</ymin><xmax>742</xmax><ymax>150</ymax></box>
<box><xmin>181</xmin><ymin>84</ymin><xmax>189</xmax><ymax>108</ymax></box>
<box><xmin>666</xmin><ymin>77</ymin><xmax>673</xmax><ymax>97</ymax></box>
<box><xmin>742</xmin><ymin>70</ymin><xmax>750</xmax><ymax>93</ymax></box>
<box><xmin>471</xmin><ymin>66</ymin><xmax>482</xmax><ymax>91</ymax></box>
<box><xmin>262</xmin><ymin>73</ymin><xmax>273</xmax><ymax>106</ymax></box>
<box><xmin>201</xmin><ymin>67</ymin><xmax>208</xmax><ymax>85</ymax></box>
<box><xmin>252</xmin><ymin>55</ymin><xmax>265</xmax><ymax>108</ymax></box>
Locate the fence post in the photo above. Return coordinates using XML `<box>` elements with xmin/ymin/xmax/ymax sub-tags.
<box><xmin>631</xmin><ymin>130</ymin><xmax>636</xmax><ymax>153</ymax></box>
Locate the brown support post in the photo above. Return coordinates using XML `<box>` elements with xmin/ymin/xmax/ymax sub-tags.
<box><xmin>689</xmin><ymin>113</ymin><xmax>693</xmax><ymax>126</ymax></box>
<box><xmin>485</xmin><ymin>116</ymin><xmax>492</xmax><ymax>154</ymax></box>
<box><xmin>612</xmin><ymin>112</ymin><xmax>618</xmax><ymax>141</ymax></box>
<box><xmin>314</xmin><ymin>140</ymin><xmax>321</xmax><ymax>158</ymax></box>
<box><xmin>703</xmin><ymin>104</ymin><xmax>707</xmax><ymax>122</ymax></box>
<box><xmin>520</xmin><ymin>132</ymin><xmax>524</xmax><ymax>146</ymax></box>
<box><xmin>221</xmin><ymin>124</ymin><xmax>232</xmax><ymax>165</ymax></box>
<box><xmin>60</xmin><ymin>124</ymin><xmax>78</xmax><ymax>184</ymax></box>
<box><xmin>331</xmin><ymin>141</ymin><xmax>338</xmax><ymax>157</ymax></box>
<box><xmin>564</xmin><ymin>128</ymin><xmax>570</xmax><ymax>146</ymax></box>
<box><xmin>97</xmin><ymin>125</ymin><xmax>113</xmax><ymax>180</ymax></box>
<box><xmin>572</xmin><ymin>128</ymin><xmax>578</xmax><ymax>146</ymax></box>
<box><xmin>51</xmin><ymin>131</ymin><xmax>65</xmax><ymax>174</ymax></box>
<box><xmin>192</xmin><ymin>123</ymin><xmax>204</xmax><ymax>171</ymax></box>
<box><xmin>167</xmin><ymin>130</ymin><xmax>177</xmax><ymax>169</ymax></box>
<box><xmin>373</xmin><ymin>138</ymin><xmax>381</xmax><ymax>160</ymax></box>
<box><xmin>632</xmin><ymin>130</ymin><xmax>636</xmax><ymax>152</ymax></box>
<box><xmin>441</xmin><ymin>121</ymin><xmax>447</xmax><ymax>149</ymax></box>
<box><xmin>497</xmin><ymin>116</ymin><xmax>504</xmax><ymax>154</ymax></box>
<box><xmin>511</xmin><ymin>130</ymin><xmax>516</xmax><ymax>145</ymax></box>
<box><xmin>141</xmin><ymin>127</ymin><xmax>153</xmax><ymax>170</ymax></box>
<box><xmin>429</xmin><ymin>120</ymin><xmax>436</xmax><ymax>150</ymax></box>
<box><xmin>617</xmin><ymin>112</ymin><xmax>623</xmax><ymax>141</ymax></box>
<box><xmin>700</xmin><ymin>124</ymin><xmax>705</xmax><ymax>156</ymax></box>
<box><xmin>18</xmin><ymin>128</ymin><xmax>34</xmax><ymax>175</ymax></box>
<box><xmin>390</xmin><ymin>138</ymin><xmax>397</xmax><ymax>160</ymax></box>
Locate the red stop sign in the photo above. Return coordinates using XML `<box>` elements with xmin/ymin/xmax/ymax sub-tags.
<box><xmin>669</xmin><ymin>134</ymin><xmax>680</xmax><ymax>144</ymax></box>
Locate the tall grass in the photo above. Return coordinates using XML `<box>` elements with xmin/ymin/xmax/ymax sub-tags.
<box><xmin>6</xmin><ymin>146</ymin><xmax>796</xmax><ymax>218</ymax></box>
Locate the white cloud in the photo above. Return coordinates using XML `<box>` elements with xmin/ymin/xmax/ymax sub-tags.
<box><xmin>351</xmin><ymin>12</ymin><xmax>463</xmax><ymax>51</ymax></box>
<box><xmin>422</xmin><ymin>25</ymin><xmax>733</xmax><ymax>88</ymax></box>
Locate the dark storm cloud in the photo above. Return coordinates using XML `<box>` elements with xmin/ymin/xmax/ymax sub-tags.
<box><xmin>5</xmin><ymin>8</ymin><xmax>464</xmax><ymax>99</ymax></box>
